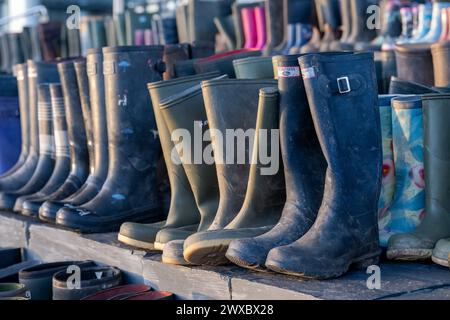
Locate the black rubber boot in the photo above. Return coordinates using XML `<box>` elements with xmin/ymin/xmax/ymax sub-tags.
<box><xmin>162</xmin><ymin>44</ymin><xmax>190</xmax><ymax>80</ymax></box>
<box><xmin>265</xmin><ymin>52</ymin><xmax>382</xmax><ymax>279</ymax></box>
<box><xmin>182</xmin><ymin>78</ymin><xmax>277</xmax><ymax>265</ymax></box>
<box><xmin>395</xmin><ymin>44</ymin><xmax>434</xmax><ymax>87</ymax></box>
<box><xmin>380</xmin><ymin>50</ymin><xmax>397</xmax><ymax>94</ymax></box>
<box><xmin>19</xmin><ymin>261</ymin><xmax>95</xmax><ymax>300</ymax></box>
<box><xmin>27</xmin><ymin>60</ymin><xmax>90</xmax><ymax>218</ymax></box>
<box><xmin>8</xmin><ymin>33</ymin><xmax>24</xmax><ymax>67</ymax></box>
<box><xmin>214</xmin><ymin>15</ymin><xmax>237</xmax><ymax>51</ymax></box>
<box><xmin>431</xmin><ymin>42</ymin><xmax>450</xmax><ymax>88</ymax></box>
<box><xmin>318</xmin><ymin>0</ymin><xmax>341</xmax><ymax>52</ymax></box>
<box><xmin>188</xmin><ymin>0</ymin><xmax>233</xmax><ymax>44</ymax></box>
<box><xmin>117</xmin><ymin>72</ymin><xmax>220</xmax><ymax>250</ymax></box>
<box><xmin>0</xmin><ymin>84</ymin><xmax>56</xmax><ymax>211</ymax></box>
<box><xmin>264</xmin><ymin>0</ymin><xmax>285</xmax><ymax>55</ymax></box>
<box><xmin>389</xmin><ymin>76</ymin><xmax>440</xmax><ymax>95</ymax></box>
<box><xmin>0</xmin><ymin>64</ymin><xmax>29</xmax><ymax>179</ymax></box>
<box><xmin>176</xmin><ymin>3</ymin><xmax>191</xmax><ymax>43</ymax></box>
<box><xmin>342</xmin><ymin>0</ymin><xmax>378</xmax><ymax>50</ymax></box>
<box><xmin>56</xmin><ymin>46</ymin><xmax>166</xmax><ymax>233</ymax></box>
<box><xmin>52</xmin><ymin>266</ymin><xmax>122</xmax><ymax>300</ymax></box>
<box><xmin>20</xmin><ymin>84</ymin><xmax>71</xmax><ymax>217</ymax></box>
<box><xmin>281</xmin><ymin>0</ymin><xmax>315</xmax><ymax>54</ymax></box>
<box><xmin>0</xmin><ymin>283</ymin><xmax>29</xmax><ymax>300</ymax></box>
<box><xmin>226</xmin><ymin>55</ymin><xmax>326</xmax><ymax>271</ymax></box>
<box><xmin>182</xmin><ymin>87</ymin><xmax>286</xmax><ymax>266</ymax></box>
<box><xmin>0</xmin><ymin>61</ymin><xmax>59</xmax><ymax>192</ymax></box>
<box><xmin>0</xmin><ymin>33</ymin><xmax>11</xmax><ymax>73</ymax></box>
<box><xmin>329</xmin><ymin>0</ymin><xmax>352</xmax><ymax>51</ymax></box>
<box><xmin>158</xmin><ymin>79</ymin><xmax>224</xmax><ymax>264</ymax></box>
<box><xmin>39</xmin><ymin>49</ymin><xmax>109</xmax><ymax>223</ymax></box>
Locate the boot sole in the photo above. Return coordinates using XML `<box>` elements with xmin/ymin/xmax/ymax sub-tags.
<box><xmin>431</xmin><ymin>256</ymin><xmax>449</xmax><ymax>268</ymax></box>
<box><xmin>117</xmin><ymin>234</ymin><xmax>156</xmax><ymax>251</ymax></box>
<box><xmin>386</xmin><ymin>248</ymin><xmax>432</xmax><ymax>261</ymax></box>
<box><xmin>184</xmin><ymin>240</ymin><xmax>231</xmax><ymax>266</ymax></box>
<box><xmin>225</xmin><ymin>252</ymin><xmax>269</xmax><ymax>273</ymax></box>
<box><xmin>266</xmin><ymin>251</ymin><xmax>381</xmax><ymax>280</ymax></box>
<box><xmin>153</xmin><ymin>242</ymin><xmax>165</xmax><ymax>251</ymax></box>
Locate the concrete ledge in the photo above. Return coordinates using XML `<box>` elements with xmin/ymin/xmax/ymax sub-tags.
<box><xmin>1</xmin><ymin>211</ymin><xmax>450</xmax><ymax>300</ymax></box>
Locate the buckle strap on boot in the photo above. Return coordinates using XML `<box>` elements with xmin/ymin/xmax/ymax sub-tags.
<box><xmin>330</xmin><ymin>75</ymin><xmax>363</xmax><ymax>94</ymax></box>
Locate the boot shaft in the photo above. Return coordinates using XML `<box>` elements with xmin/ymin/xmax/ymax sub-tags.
<box><xmin>395</xmin><ymin>43</ymin><xmax>434</xmax><ymax>87</ymax></box>
<box><xmin>13</xmin><ymin>64</ymin><xmax>30</xmax><ymax>157</ymax></box>
<box><xmin>37</xmin><ymin>84</ymin><xmax>55</xmax><ymax>158</ymax></box>
<box><xmin>431</xmin><ymin>42</ymin><xmax>450</xmax><ymax>88</ymax></box>
<box><xmin>49</xmin><ymin>84</ymin><xmax>70</xmax><ymax>160</ymax></box>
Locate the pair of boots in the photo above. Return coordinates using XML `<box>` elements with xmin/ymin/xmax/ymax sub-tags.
<box><xmin>240</xmin><ymin>5</ymin><xmax>267</xmax><ymax>50</ymax></box>
<box><xmin>409</xmin><ymin>1</ymin><xmax>450</xmax><ymax>44</ymax></box>
<box><xmin>387</xmin><ymin>93</ymin><xmax>450</xmax><ymax>268</ymax></box>
<box><xmin>328</xmin><ymin>0</ymin><xmax>379</xmax><ymax>52</ymax></box>
<box><xmin>226</xmin><ymin>52</ymin><xmax>382</xmax><ymax>279</ymax></box>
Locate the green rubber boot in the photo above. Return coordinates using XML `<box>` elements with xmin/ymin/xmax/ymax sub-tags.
<box><xmin>117</xmin><ymin>72</ymin><xmax>220</xmax><ymax>250</ymax></box>
<box><xmin>388</xmin><ymin>94</ymin><xmax>450</xmax><ymax>261</ymax></box>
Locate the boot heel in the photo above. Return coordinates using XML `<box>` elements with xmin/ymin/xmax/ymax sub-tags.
<box><xmin>352</xmin><ymin>253</ymin><xmax>381</xmax><ymax>270</ymax></box>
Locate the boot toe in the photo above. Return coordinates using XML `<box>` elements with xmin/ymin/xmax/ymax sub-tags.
<box><xmin>21</xmin><ymin>200</ymin><xmax>43</xmax><ymax>217</ymax></box>
<box><xmin>117</xmin><ymin>221</ymin><xmax>166</xmax><ymax>249</ymax></box>
<box><xmin>162</xmin><ymin>240</ymin><xmax>191</xmax><ymax>265</ymax></box>
<box><xmin>432</xmin><ymin>238</ymin><xmax>450</xmax><ymax>267</ymax></box>
<box><xmin>39</xmin><ymin>201</ymin><xmax>65</xmax><ymax>223</ymax></box>
<box><xmin>14</xmin><ymin>196</ymin><xmax>28</xmax><ymax>212</ymax></box>
<box><xmin>387</xmin><ymin>233</ymin><xmax>434</xmax><ymax>260</ymax></box>
<box><xmin>0</xmin><ymin>192</ymin><xmax>18</xmax><ymax>210</ymax></box>
<box><xmin>155</xmin><ymin>225</ymin><xmax>198</xmax><ymax>250</ymax></box>
<box><xmin>225</xmin><ymin>237</ymin><xmax>270</xmax><ymax>270</ymax></box>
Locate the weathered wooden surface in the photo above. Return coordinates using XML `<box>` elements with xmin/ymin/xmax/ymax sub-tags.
<box><xmin>1</xmin><ymin>211</ymin><xmax>450</xmax><ymax>300</ymax></box>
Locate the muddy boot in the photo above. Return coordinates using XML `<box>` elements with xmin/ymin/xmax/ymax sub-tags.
<box><xmin>388</xmin><ymin>94</ymin><xmax>450</xmax><ymax>261</ymax></box>
<box><xmin>265</xmin><ymin>52</ymin><xmax>382</xmax><ymax>279</ymax></box>
<box><xmin>55</xmin><ymin>46</ymin><xmax>166</xmax><ymax>233</ymax></box>
<box><xmin>158</xmin><ymin>78</ymin><xmax>225</xmax><ymax>264</ymax></box>
<box><xmin>182</xmin><ymin>78</ymin><xmax>277</xmax><ymax>265</ymax></box>
<box><xmin>39</xmin><ymin>49</ymin><xmax>109</xmax><ymax>223</ymax></box>
<box><xmin>20</xmin><ymin>84</ymin><xmax>71</xmax><ymax>217</ymax></box>
<box><xmin>118</xmin><ymin>72</ymin><xmax>220</xmax><ymax>250</ymax></box>
<box><xmin>226</xmin><ymin>55</ymin><xmax>326</xmax><ymax>271</ymax></box>
<box><xmin>182</xmin><ymin>87</ymin><xmax>285</xmax><ymax>266</ymax></box>
<box><xmin>233</xmin><ymin>56</ymin><xmax>274</xmax><ymax>79</ymax></box>
<box><xmin>0</xmin><ymin>64</ymin><xmax>30</xmax><ymax>179</ymax></box>
<box><xmin>0</xmin><ymin>84</ymin><xmax>56</xmax><ymax>211</ymax></box>
<box><xmin>0</xmin><ymin>61</ymin><xmax>59</xmax><ymax>192</ymax></box>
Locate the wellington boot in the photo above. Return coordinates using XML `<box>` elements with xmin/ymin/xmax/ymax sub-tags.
<box><xmin>377</xmin><ymin>95</ymin><xmax>398</xmax><ymax>247</ymax></box>
<box><xmin>19</xmin><ymin>260</ymin><xmax>95</xmax><ymax>300</ymax></box>
<box><xmin>0</xmin><ymin>84</ymin><xmax>55</xmax><ymax>211</ymax></box>
<box><xmin>184</xmin><ymin>87</ymin><xmax>285</xmax><ymax>266</ymax></box>
<box><xmin>20</xmin><ymin>84</ymin><xmax>71</xmax><ymax>217</ymax></box>
<box><xmin>420</xmin><ymin>1</ymin><xmax>450</xmax><ymax>44</ymax></box>
<box><xmin>342</xmin><ymin>0</ymin><xmax>378</xmax><ymax>50</ymax></box>
<box><xmin>183</xmin><ymin>78</ymin><xmax>277</xmax><ymax>265</ymax></box>
<box><xmin>55</xmin><ymin>46</ymin><xmax>166</xmax><ymax>233</ymax></box>
<box><xmin>39</xmin><ymin>49</ymin><xmax>109</xmax><ymax>222</ymax></box>
<box><xmin>389</xmin><ymin>76</ymin><xmax>440</xmax><ymax>95</ymax></box>
<box><xmin>380</xmin><ymin>50</ymin><xmax>397</xmax><ymax>94</ymax></box>
<box><xmin>395</xmin><ymin>44</ymin><xmax>434</xmax><ymax>87</ymax></box>
<box><xmin>388</xmin><ymin>94</ymin><xmax>450</xmax><ymax>261</ymax></box>
<box><xmin>0</xmin><ymin>33</ymin><xmax>11</xmax><ymax>73</ymax></box>
<box><xmin>176</xmin><ymin>3</ymin><xmax>191</xmax><ymax>43</ymax></box>
<box><xmin>329</xmin><ymin>0</ymin><xmax>352</xmax><ymax>51</ymax></box>
<box><xmin>118</xmin><ymin>72</ymin><xmax>219</xmax><ymax>250</ymax></box>
<box><xmin>188</xmin><ymin>0</ymin><xmax>233</xmax><ymax>44</ymax></box>
<box><xmin>0</xmin><ymin>283</ymin><xmax>29</xmax><ymax>300</ymax></box>
<box><xmin>0</xmin><ymin>61</ymin><xmax>59</xmax><ymax>192</ymax></box>
<box><xmin>226</xmin><ymin>55</ymin><xmax>326</xmax><ymax>271</ymax></box>
<box><xmin>162</xmin><ymin>44</ymin><xmax>190</xmax><ymax>80</ymax></box>
<box><xmin>383</xmin><ymin>96</ymin><xmax>426</xmax><ymax>258</ymax></box>
<box><xmin>431</xmin><ymin>42</ymin><xmax>450</xmax><ymax>88</ymax></box>
<box><xmin>233</xmin><ymin>56</ymin><xmax>274</xmax><ymax>79</ymax></box>
<box><xmin>125</xmin><ymin>11</ymin><xmax>152</xmax><ymax>46</ymax></box>
<box><xmin>158</xmin><ymin>79</ymin><xmax>224</xmax><ymax>264</ymax></box>
<box><xmin>264</xmin><ymin>0</ymin><xmax>285</xmax><ymax>55</ymax></box>
<box><xmin>193</xmin><ymin>49</ymin><xmax>261</xmax><ymax>78</ymax></box>
<box><xmin>24</xmin><ymin>60</ymin><xmax>91</xmax><ymax>217</ymax></box>
<box><xmin>214</xmin><ymin>15</ymin><xmax>237</xmax><ymax>51</ymax></box>
<box><xmin>0</xmin><ymin>64</ymin><xmax>29</xmax><ymax>179</ymax></box>
<box><xmin>52</xmin><ymin>266</ymin><xmax>121</xmax><ymax>300</ymax></box>
<box><xmin>432</xmin><ymin>238</ymin><xmax>450</xmax><ymax>267</ymax></box>
<box><xmin>265</xmin><ymin>52</ymin><xmax>382</xmax><ymax>279</ymax></box>
<box><xmin>0</xmin><ymin>86</ymin><xmax>20</xmax><ymax>176</ymax></box>
<box><xmin>37</xmin><ymin>22</ymin><xmax>63</xmax><ymax>61</ymax></box>
<box><xmin>300</xmin><ymin>27</ymin><xmax>321</xmax><ymax>53</ymax></box>
<box><xmin>8</xmin><ymin>33</ymin><xmax>24</xmax><ymax>67</ymax></box>
<box><xmin>317</xmin><ymin>0</ymin><xmax>341</xmax><ymax>52</ymax></box>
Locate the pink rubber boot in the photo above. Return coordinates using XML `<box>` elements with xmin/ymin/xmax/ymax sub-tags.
<box><xmin>241</xmin><ymin>7</ymin><xmax>258</xmax><ymax>49</ymax></box>
<box><xmin>254</xmin><ymin>6</ymin><xmax>267</xmax><ymax>50</ymax></box>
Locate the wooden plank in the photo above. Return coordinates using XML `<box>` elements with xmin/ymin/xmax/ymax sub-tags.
<box><xmin>0</xmin><ymin>211</ymin><xmax>31</xmax><ymax>249</ymax></box>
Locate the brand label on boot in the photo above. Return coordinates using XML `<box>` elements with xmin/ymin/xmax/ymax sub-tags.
<box><xmin>301</xmin><ymin>67</ymin><xmax>316</xmax><ymax>79</ymax></box>
<box><xmin>278</xmin><ymin>67</ymin><xmax>300</xmax><ymax>78</ymax></box>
